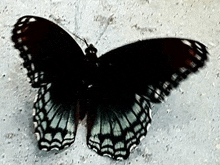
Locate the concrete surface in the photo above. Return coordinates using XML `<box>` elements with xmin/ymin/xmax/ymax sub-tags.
<box><xmin>0</xmin><ymin>0</ymin><xmax>220</xmax><ymax>164</ymax></box>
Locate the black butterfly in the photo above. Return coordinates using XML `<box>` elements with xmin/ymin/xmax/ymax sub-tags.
<box><xmin>11</xmin><ymin>15</ymin><xmax>208</xmax><ymax>160</ymax></box>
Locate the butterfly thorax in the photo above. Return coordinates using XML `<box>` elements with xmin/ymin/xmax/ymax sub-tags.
<box><xmin>80</xmin><ymin>44</ymin><xmax>102</xmax><ymax>97</ymax></box>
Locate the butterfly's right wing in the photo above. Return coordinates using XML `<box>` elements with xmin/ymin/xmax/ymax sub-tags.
<box><xmin>85</xmin><ymin>38</ymin><xmax>208</xmax><ymax>159</ymax></box>
<box><xmin>12</xmin><ymin>16</ymin><xmax>85</xmax><ymax>150</ymax></box>
<box><xmin>86</xmin><ymin>93</ymin><xmax>151</xmax><ymax>160</ymax></box>
<box><xmin>99</xmin><ymin>38</ymin><xmax>208</xmax><ymax>103</ymax></box>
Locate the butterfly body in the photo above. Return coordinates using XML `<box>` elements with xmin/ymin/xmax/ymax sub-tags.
<box><xmin>12</xmin><ymin>15</ymin><xmax>208</xmax><ymax>160</ymax></box>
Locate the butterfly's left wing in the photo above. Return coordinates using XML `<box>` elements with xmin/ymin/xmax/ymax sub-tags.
<box><xmin>12</xmin><ymin>16</ymin><xmax>85</xmax><ymax>87</ymax></box>
<box><xmin>33</xmin><ymin>82</ymin><xmax>79</xmax><ymax>150</ymax></box>
<box><xmin>12</xmin><ymin>16</ymin><xmax>85</xmax><ymax>151</ymax></box>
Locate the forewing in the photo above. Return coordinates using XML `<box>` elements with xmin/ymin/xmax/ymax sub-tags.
<box><xmin>33</xmin><ymin>83</ymin><xmax>79</xmax><ymax>150</ymax></box>
<box><xmin>99</xmin><ymin>38</ymin><xmax>208</xmax><ymax>102</ymax></box>
<box><xmin>86</xmin><ymin>94</ymin><xmax>151</xmax><ymax>160</ymax></box>
<box><xmin>12</xmin><ymin>15</ymin><xmax>84</xmax><ymax>87</ymax></box>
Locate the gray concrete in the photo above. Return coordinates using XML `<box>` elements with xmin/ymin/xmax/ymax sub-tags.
<box><xmin>0</xmin><ymin>0</ymin><xmax>220</xmax><ymax>164</ymax></box>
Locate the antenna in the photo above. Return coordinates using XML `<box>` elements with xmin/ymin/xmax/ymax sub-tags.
<box><xmin>71</xmin><ymin>33</ymin><xmax>89</xmax><ymax>47</ymax></box>
<box><xmin>95</xmin><ymin>14</ymin><xmax>114</xmax><ymax>45</ymax></box>
<box><xmin>49</xmin><ymin>14</ymin><xmax>89</xmax><ymax>47</ymax></box>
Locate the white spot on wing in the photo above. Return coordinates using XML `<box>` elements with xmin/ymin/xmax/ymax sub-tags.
<box><xmin>29</xmin><ymin>18</ymin><xmax>36</xmax><ymax>22</ymax></box>
<box><xmin>130</xmin><ymin>144</ymin><xmax>137</xmax><ymax>151</ymax></box>
<box><xmin>181</xmin><ymin>40</ymin><xmax>191</xmax><ymax>47</ymax></box>
<box><xmin>140</xmin><ymin>136</ymin><xmax>145</xmax><ymax>141</ymax></box>
<box><xmin>23</xmin><ymin>45</ymin><xmax>28</xmax><ymax>51</ymax></box>
<box><xmin>195</xmin><ymin>42</ymin><xmax>202</xmax><ymax>49</ymax></box>
<box><xmin>103</xmin><ymin>154</ymin><xmax>112</xmax><ymax>158</ymax></box>
<box><xmin>51</xmin><ymin>142</ymin><xmax>62</xmax><ymax>147</ymax></box>
<box><xmin>35</xmin><ymin>132</ymin><xmax>40</xmax><ymax>140</ymax></box>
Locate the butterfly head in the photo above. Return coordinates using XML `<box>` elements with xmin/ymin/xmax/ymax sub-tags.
<box><xmin>85</xmin><ymin>44</ymin><xmax>97</xmax><ymax>55</ymax></box>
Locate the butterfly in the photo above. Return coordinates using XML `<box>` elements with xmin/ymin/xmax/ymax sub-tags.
<box><xmin>11</xmin><ymin>15</ymin><xmax>208</xmax><ymax>160</ymax></box>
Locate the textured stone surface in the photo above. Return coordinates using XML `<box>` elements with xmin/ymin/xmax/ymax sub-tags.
<box><xmin>0</xmin><ymin>0</ymin><xmax>220</xmax><ymax>164</ymax></box>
